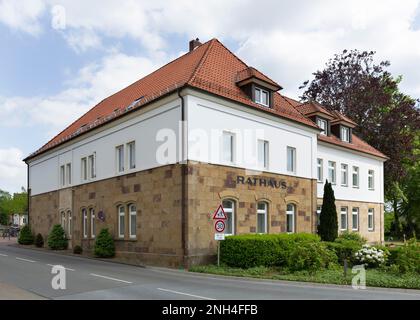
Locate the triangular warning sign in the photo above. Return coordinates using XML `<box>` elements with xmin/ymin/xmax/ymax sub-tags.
<box><xmin>213</xmin><ymin>204</ymin><xmax>227</xmax><ymax>220</ymax></box>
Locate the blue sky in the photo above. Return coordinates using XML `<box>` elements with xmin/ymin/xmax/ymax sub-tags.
<box><xmin>0</xmin><ymin>0</ymin><xmax>419</xmax><ymax>193</ymax></box>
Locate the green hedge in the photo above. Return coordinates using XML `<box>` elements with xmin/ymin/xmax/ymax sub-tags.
<box><xmin>389</xmin><ymin>240</ymin><xmax>420</xmax><ymax>274</ymax></box>
<box><xmin>220</xmin><ymin>233</ymin><xmax>335</xmax><ymax>270</ymax></box>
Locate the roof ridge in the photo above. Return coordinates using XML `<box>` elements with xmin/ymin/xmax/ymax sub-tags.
<box><xmin>187</xmin><ymin>38</ymin><xmax>216</xmax><ymax>85</ymax></box>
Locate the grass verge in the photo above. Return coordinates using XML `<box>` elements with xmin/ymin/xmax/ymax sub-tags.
<box><xmin>189</xmin><ymin>265</ymin><xmax>420</xmax><ymax>289</ymax></box>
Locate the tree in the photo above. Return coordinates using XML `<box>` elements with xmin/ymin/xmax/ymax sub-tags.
<box><xmin>94</xmin><ymin>228</ymin><xmax>115</xmax><ymax>258</ymax></box>
<box><xmin>18</xmin><ymin>225</ymin><xmax>34</xmax><ymax>245</ymax></box>
<box><xmin>0</xmin><ymin>190</ymin><xmax>12</xmax><ymax>225</ymax></box>
<box><xmin>301</xmin><ymin>49</ymin><xmax>420</xmax><ymax>238</ymax></box>
<box><xmin>48</xmin><ymin>224</ymin><xmax>68</xmax><ymax>250</ymax></box>
<box><xmin>318</xmin><ymin>180</ymin><xmax>338</xmax><ymax>242</ymax></box>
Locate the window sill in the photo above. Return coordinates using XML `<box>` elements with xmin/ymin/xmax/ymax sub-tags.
<box><xmin>352</xmin><ymin>186</ymin><xmax>359</xmax><ymax>189</ymax></box>
<box><xmin>368</xmin><ymin>229</ymin><xmax>375</xmax><ymax>232</ymax></box>
<box><xmin>341</xmin><ymin>184</ymin><xmax>348</xmax><ymax>187</ymax></box>
<box><xmin>368</xmin><ymin>189</ymin><xmax>375</xmax><ymax>191</ymax></box>
<box><xmin>115</xmin><ymin>238</ymin><xmax>137</xmax><ymax>242</ymax></box>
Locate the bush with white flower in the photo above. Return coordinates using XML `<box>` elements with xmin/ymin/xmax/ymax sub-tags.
<box><xmin>354</xmin><ymin>244</ymin><xmax>387</xmax><ymax>268</ymax></box>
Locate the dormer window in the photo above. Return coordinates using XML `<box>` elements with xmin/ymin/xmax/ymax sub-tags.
<box><xmin>341</xmin><ymin>126</ymin><xmax>350</xmax><ymax>142</ymax></box>
<box><xmin>316</xmin><ymin>118</ymin><xmax>328</xmax><ymax>135</ymax></box>
<box><xmin>254</xmin><ymin>87</ymin><xmax>269</xmax><ymax>107</ymax></box>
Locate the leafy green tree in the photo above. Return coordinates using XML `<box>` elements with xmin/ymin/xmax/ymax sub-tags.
<box><xmin>318</xmin><ymin>180</ymin><xmax>338</xmax><ymax>242</ymax></box>
<box><xmin>18</xmin><ymin>225</ymin><xmax>34</xmax><ymax>245</ymax></box>
<box><xmin>94</xmin><ymin>228</ymin><xmax>115</xmax><ymax>258</ymax></box>
<box><xmin>48</xmin><ymin>224</ymin><xmax>68</xmax><ymax>250</ymax></box>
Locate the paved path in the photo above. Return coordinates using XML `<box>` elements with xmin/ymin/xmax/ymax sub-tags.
<box><xmin>0</xmin><ymin>244</ymin><xmax>420</xmax><ymax>300</ymax></box>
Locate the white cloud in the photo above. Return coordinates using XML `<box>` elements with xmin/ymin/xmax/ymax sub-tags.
<box><xmin>0</xmin><ymin>148</ymin><xmax>27</xmax><ymax>193</ymax></box>
<box><xmin>0</xmin><ymin>0</ymin><xmax>45</xmax><ymax>35</ymax></box>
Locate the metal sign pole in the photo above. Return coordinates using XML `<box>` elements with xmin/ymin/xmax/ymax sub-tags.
<box><xmin>217</xmin><ymin>240</ymin><xmax>220</xmax><ymax>267</ymax></box>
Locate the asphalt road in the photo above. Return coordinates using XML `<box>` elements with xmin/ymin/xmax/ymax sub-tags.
<box><xmin>0</xmin><ymin>244</ymin><xmax>420</xmax><ymax>300</ymax></box>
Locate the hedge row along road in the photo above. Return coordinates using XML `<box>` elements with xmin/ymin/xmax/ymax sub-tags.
<box><xmin>1</xmin><ymin>243</ymin><xmax>420</xmax><ymax>300</ymax></box>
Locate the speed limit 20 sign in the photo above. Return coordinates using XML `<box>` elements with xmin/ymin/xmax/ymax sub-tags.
<box><xmin>214</xmin><ymin>220</ymin><xmax>225</xmax><ymax>233</ymax></box>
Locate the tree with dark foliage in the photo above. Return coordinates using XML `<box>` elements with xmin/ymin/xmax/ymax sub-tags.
<box><xmin>301</xmin><ymin>49</ymin><xmax>420</xmax><ymax>237</ymax></box>
<box><xmin>318</xmin><ymin>180</ymin><xmax>338</xmax><ymax>242</ymax></box>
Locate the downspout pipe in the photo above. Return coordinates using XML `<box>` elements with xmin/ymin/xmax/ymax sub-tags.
<box><xmin>177</xmin><ymin>88</ymin><xmax>188</xmax><ymax>268</ymax></box>
<box><xmin>26</xmin><ymin>162</ymin><xmax>30</xmax><ymax>226</ymax></box>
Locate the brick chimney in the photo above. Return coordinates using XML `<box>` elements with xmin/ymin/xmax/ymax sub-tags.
<box><xmin>189</xmin><ymin>38</ymin><xmax>202</xmax><ymax>52</ymax></box>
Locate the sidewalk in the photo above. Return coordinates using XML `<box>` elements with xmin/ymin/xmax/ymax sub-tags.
<box><xmin>0</xmin><ymin>282</ymin><xmax>46</xmax><ymax>300</ymax></box>
<box><xmin>0</xmin><ymin>237</ymin><xmax>18</xmax><ymax>245</ymax></box>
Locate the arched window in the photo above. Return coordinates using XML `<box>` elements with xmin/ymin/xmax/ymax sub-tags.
<box><xmin>118</xmin><ymin>205</ymin><xmax>125</xmax><ymax>238</ymax></box>
<box><xmin>67</xmin><ymin>211</ymin><xmax>72</xmax><ymax>238</ymax></box>
<box><xmin>90</xmin><ymin>208</ymin><xmax>95</xmax><ymax>238</ymax></box>
<box><xmin>222</xmin><ymin>199</ymin><xmax>235</xmax><ymax>235</ymax></box>
<box><xmin>257</xmin><ymin>202</ymin><xmax>268</xmax><ymax>234</ymax></box>
<box><xmin>82</xmin><ymin>209</ymin><xmax>87</xmax><ymax>238</ymax></box>
<box><xmin>129</xmin><ymin>204</ymin><xmax>137</xmax><ymax>238</ymax></box>
<box><xmin>61</xmin><ymin>211</ymin><xmax>66</xmax><ymax>230</ymax></box>
<box><xmin>286</xmin><ymin>204</ymin><xmax>296</xmax><ymax>233</ymax></box>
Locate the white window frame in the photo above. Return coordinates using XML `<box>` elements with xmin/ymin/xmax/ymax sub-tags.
<box><xmin>352</xmin><ymin>208</ymin><xmax>359</xmax><ymax>231</ymax></box>
<box><xmin>352</xmin><ymin>166</ymin><xmax>359</xmax><ymax>188</ymax></box>
<box><xmin>254</xmin><ymin>87</ymin><xmax>269</xmax><ymax>107</ymax></box>
<box><xmin>328</xmin><ymin>161</ymin><xmax>336</xmax><ymax>184</ymax></box>
<box><xmin>341</xmin><ymin>126</ymin><xmax>350</xmax><ymax>142</ymax></box>
<box><xmin>129</xmin><ymin>204</ymin><xmax>137</xmax><ymax>239</ymax></box>
<box><xmin>81</xmin><ymin>157</ymin><xmax>87</xmax><ymax>181</ymax></box>
<box><xmin>258</xmin><ymin>140</ymin><xmax>269</xmax><ymax>170</ymax></box>
<box><xmin>88</xmin><ymin>153</ymin><xmax>96</xmax><ymax>179</ymax></box>
<box><xmin>368</xmin><ymin>169</ymin><xmax>375</xmax><ymax>190</ymax></box>
<box><xmin>60</xmin><ymin>165</ymin><xmax>65</xmax><ymax>187</ymax></box>
<box><xmin>256</xmin><ymin>202</ymin><xmax>268</xmax><ymax>234</ymax></box>
<box><xmin>222</xmin><ymin>131</ymin><xmax>235</xmax><ymax>164</ymax></box>
<box><xmin>341</xmin><ymin>163</ymin><xmax>348</xmax><ymax>186</ymax></box>
<box><xmin>317</xmin><ymin>158</ymin><xmax>323</xmax><ymax>183</ymax></box>
<box><xmin>66</xmin><ymin>163</ymin><xmax>72</xmax><ymax>185</ymax></box>
<box><xmin>90</xmin><ymin>208</ymin><xmax>95</xmax><ymax>238</ymax></box>
<box><xmin>316</xmin><ymin>205</ymin><xmax>322</xmax><ymax>226</ymax></box>
<box><xmin>317</xmin><ymin>118</ymin><xmax>328</xmax><ymax>135</ymax></box>
<box><xmin>61</xmin><ymin>211</ymin><xmax>66</xmax><ymax>230</ymax></box>
<box><xmin>118</xmin><ymin>205</ymin><xmax>125</xmax><ymax>238</ymax></box>
<box><xmin>222</xmin><ymin>200</ymin><xmax>235</xmax><ymax>235</ymax></box>
<box><xmin>116</xmin><ymin>145</ymin><xmax>124</xmax><ymax>173</ymax></box>
<box><xmin>127</xmin><ymin>141</ymin><xmax>136</xmax><ymax>170</ymax></box>
<box><xmin>286</xmin><ymin>203</ymin><xmax>295</xmax><ymax>233</ymax></box>
<box><xmin>340</xmin><ymin>207</ymin><xmax>348</xmax><ymax>231</ymax></box>
<box><xmin>287</xmin><ymin>146</ymin><xmax>296</xmax><ymax>174</ymax></box>
<box><xmin>368</xmin><ymin>208</ymin><xmax>374</xmax><ymax>231</ymax></box>
<box><xmin>67</xmin><ymin>211</ymin><xmax>72</xmax><ymax>239</ymax></box>
<box><xmin>82</xmin><ymin>209</ymin><xmax>88</xmax><ymax>239</ymax></box>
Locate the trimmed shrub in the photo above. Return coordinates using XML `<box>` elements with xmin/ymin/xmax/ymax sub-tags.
<box><xmin>285</xmin><ymin>241</ymin><xmax>337</xmax><ymax>272</ymax></box>
<box><xmin>393</xmin><ymin>239</ymin><xmax>420</xmax><ymax>274</ymax></box>
<box><xmin>325</xmin><ymin>240</ymin><xmax>362</xmax><ymax>265</ymax></box>
<box><xmin>47</xmin><ymin>224</ymin><xmax>68</xmax><ymax>250</ymax></box>
<box><xmin>35</xmin><ymin>233</ymin><xmax>44</xmax><ymax>248</ymax></box>
<box><xmin>318</xmin><ymin>181</ymin><xmax>338</xmax><ymax>242</ymax></box>
<box><xmin>18</xmin><ymin>225</ymin><xmax>34</xmax><ymax>245</ymax></box>
<box><xmin>337</xmin><ymin>231</ymin><xmax>366</xmax><ymax>245</ymax></box>
<box><xmin>73</xmin><ymin>245</ymin><xmax>83</xmax><ymax>254</ymax></box>
<box><xmin>94</xmin><ymin>228</ymin><xmax>115</xmax><ymax>258</ymax></box>
<box><xmin>220</xmin><ymin>233</ymin><xmax>326</xmax><ymax>269</ymax></box>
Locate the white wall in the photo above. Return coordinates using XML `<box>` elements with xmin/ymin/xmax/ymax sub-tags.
<box><xmin>29</xmin><ymin>98</ymin><xmax>181</xmax><ymax>196</ymax></box>
<box><xmin>186</xmin><ymin>94</ymin><xmax>318</xmax><ymax>179</ymax></box>
<box><xmin>317</xmin><ymin>143</ymin><xmax>384</xmax><ymax>203</ymax></box>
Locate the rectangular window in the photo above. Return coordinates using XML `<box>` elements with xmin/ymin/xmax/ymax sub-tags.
<box><xmin>352</xmin><ymin>166</ymin><xmax>359</xmax><ymax>188</ymax></box>
<box><xmin>60</xmin><ymin>165</ymin><xmax>65</xmax><ymax>187</ymax></box>
<box><xmin>341</xmin><ymin>126</ymin><xmax>350</xmax><ymax>142</ymax></box>
<box><xmin>316</xmin><ymin>205</ymin><xmax>322</xmax><ymax>226</ymax></box>
<box><xmin>317</xmin><ymin>159</ymin><xmax>323</xmax><ymax>182</ymax></box>
<box><xmin>81</xmin><ymin>158</ymin><xmax>87</xmax><ymax>181</ymax></box>
<box><xmin>67</xmin><ymin>211</ymin><xmax>72</xmax><ymax>239</ymax></box>
<box><xmin>258</xmin><ymin>140</ymin><xmax>269</xmax><ymax>169</ymax></box>
<box><xmin>82</xmin><ymin>209</ymin><xmax>87</xmax><ymax>239</ymax></box>
<box><xmin>222</xmin><ymin>132</ymin><xmax>235</xmax><ymax>164</ymax></box>
<box><xmin>116</xmin><ymin>145</ymin><xmax>124</xmax><ymax>172</ymax></box>
<box><xmin>66</xmin><ymin>163</ymin><xmax>72</xmax><ymax>185</ymax></box>
<box><xmin>340</xmin><ymin>207</ymin><xmax>348</xmax><ymax>230</ymax></box>
<box><xmin>128</xmin><ymin>141</ymin><xmax>136</xmax><ymax>169</ymax></box>
<box><xmin>352</xmin><ymin>208</ymin><xmax>359</xmax><ymax>230</ymax></box>
<box><xmin>328</xmin><ymin>161</ymin><xmax>336</xmax><ymax>184</ymax></box>
<box><xmin>118</xmin><ymin>206</ymin><xmax>125</xmax><ymax>238</ymax></box>
<box><xmin>317</xmin><ymin>118</ymin><xmax>328</xmax><ymax>135</ymax></box>
<box><xmin>341</xmin><ymin>163</ymin><xmax>348</xmax><ymax>186</ymax></box>
<box><xmin>129</xmin><ymin>204</ymin><xmax>137</xmax><ymax>238</ymax></box>
<box><xmin>255</xmin><ymin>87</ymin><xmax>269</xmax><ymax>106</ymax></box>
<box><xmin>287</xmin><ymin>146</ymin><xmax>296</xmax><ymax>173</ymax></box>
<box><xmin>222</xmin><ymin>200</ymin><xmax>234</xmax><ymax>235</ymax></box>
<box><xmin>88</xmin><ymin>154</ymin><xmax>96</xmax><ymax>179</ymax></box>
<box><xmin>286</xmin><ymin>204</ymin><xmax>295</xmax><ymax>233</ymax></box>
<box><xmin>368</xmin><ymin>170</ymin><xmax>375</xmax><ymax>190</ymax></box>
<box><xmin>257</xmin><ymin>202</ymin><xmax>267</xmax><ymax>234</ymax></box>
<box><xmin>90</xmin><ymin>208</ymin><xmax>95</xmax><ymax>238</ymax></box>
<box><xmin>368</xmin><ymin>208</ymin><xmax>374</xmax><ymax>231</ymax></box>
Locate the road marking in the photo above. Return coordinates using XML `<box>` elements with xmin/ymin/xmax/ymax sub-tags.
<box><xmin>157</xmin><ymin>288</ymin><xmax>215</xmax><ymax>300</ymax></box>
<box><xmin>16</xmin><ymin>257</ymin><xmax>36</xmax><ymax>263</ymax></box>
<box><xmin>0</xmin><ymin>253</ymin><xmax>8</xmax><ymax>257</ymax></box>
<box><xmin>89</xmin><ymin>273</ymin><xmax>133</xmax><ymax>284</ymax></box>
<box><xmin>47</xmin><ymin>264</ymin><xmax>75</xmax><ymax>271</ymax></box>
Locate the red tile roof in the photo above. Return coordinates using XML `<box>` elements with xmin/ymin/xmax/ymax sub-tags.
<box><xmin>295</xmin><ymin>101</ymin><xmax>335</xmax><ymax>119</ymax></box>
<box><xmin>25</xmin><ymin>38</ymin><xmax>318</xmax><ymax>160</ymax></box>
<box><xmin>330</xmin><ymin>110</ymin><xmax>358</xmax><ymax>127</ymax></box>
<box><xmin>235</xmin><ymin>66</ymin><xmax>282</xmax><ymax>90</ymax></box>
